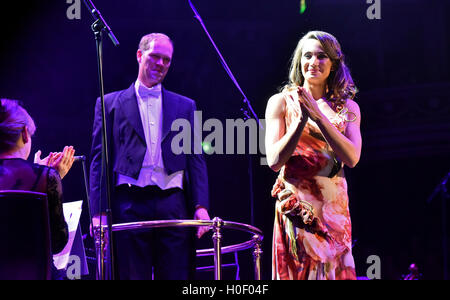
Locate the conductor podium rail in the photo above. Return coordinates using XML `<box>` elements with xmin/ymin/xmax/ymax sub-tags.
<box><xmin>93</xmin><ymin>217</ymin><xmax>264</xmax><ymax>280</ymax></box>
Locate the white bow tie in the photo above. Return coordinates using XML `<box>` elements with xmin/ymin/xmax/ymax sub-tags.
<box><xmin>138</xmin><ymin>84</ymin><xmax>161</xmax><ymax>98</ymax></box>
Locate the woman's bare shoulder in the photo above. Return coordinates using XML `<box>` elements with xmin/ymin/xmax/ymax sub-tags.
<box><xmin>345</xmin><ymin>99</ymin><xmax>360</xmax><ymax>112</ymax></box>
<box><xmin>266</xmin><ymin>92</ymin><xmax>288</xmax><ymax>118</ymax></box>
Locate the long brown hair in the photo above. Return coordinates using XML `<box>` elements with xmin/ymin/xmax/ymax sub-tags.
<box><xmin>284</xmin><ymin>31</ymin><xmax>357</xmax><ymax>109</ymax></box>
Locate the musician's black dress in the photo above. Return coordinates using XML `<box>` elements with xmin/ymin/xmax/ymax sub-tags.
<box><xmin>0</xmin><ymin>158</ymin><xmax>68</xmax><ymax>254</ymax></box>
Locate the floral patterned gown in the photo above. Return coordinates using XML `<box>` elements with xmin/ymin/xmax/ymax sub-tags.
<box><xmin>271</xmin><ymin>91</ymin><xmax>356</xmax><ymax>280</ymax></box>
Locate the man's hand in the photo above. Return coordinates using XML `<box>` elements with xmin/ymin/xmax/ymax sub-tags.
<box><xmin>90</xmin><ymin>214</ymin><xmax>108</xmax><ymax>237</ymax></box>
<box><xmin>194</xmin><ymin>207</ymin><xmax>211</xmax><ymax>239</ymax></box>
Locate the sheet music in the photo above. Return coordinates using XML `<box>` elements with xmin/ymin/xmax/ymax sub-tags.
<box><xmin>52</xmin><ymin>200</ymin><xmax>83</xmax><ymax>270</ymax></box>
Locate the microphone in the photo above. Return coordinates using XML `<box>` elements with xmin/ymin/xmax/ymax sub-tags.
<box><xmin>74</xmin><ymin>155</ymin><xmax>86</xmax><ymax>162</ymax></box>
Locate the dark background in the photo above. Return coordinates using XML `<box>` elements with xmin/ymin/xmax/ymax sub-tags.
<box><xmin>1</xmin><ymin>0</ymin><xmax>449</xmax><ymax>280</ymax></box>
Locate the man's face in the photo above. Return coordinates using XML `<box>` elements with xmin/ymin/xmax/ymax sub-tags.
<box><xmin>137</xmin><ymin>38</ymin><xmax>173</xmax><ymax>87</ymax></box>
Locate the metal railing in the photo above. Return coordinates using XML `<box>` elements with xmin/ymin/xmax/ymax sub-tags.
<box><xmin>94</xmin><ymin>217</ymin><xmax>264</xmax><ymax>280</ymax></box>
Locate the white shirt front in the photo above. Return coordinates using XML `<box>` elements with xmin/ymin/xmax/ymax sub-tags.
<box><xmin>116</xmin><ymin>80</ymin><xmax>184</xmax><ymax>190</ymax></box>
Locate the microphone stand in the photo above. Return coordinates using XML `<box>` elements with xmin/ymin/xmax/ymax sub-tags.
<box><xmin>82</xmin><ymin>0</ymin><xmax>119</xmax><ymax>280</ymax></box>
<box><xmin>188</xmin><ymin>0</ymin><xmax>261</xmax><ymax>226</ymax></box>
<box><xmin>427</xmin><ymin>170</ymin><xmax>450</xmax><ymax>280</ymax></box>
<box><xmin>79</xmin><ymin>156</ymin><xmax>92</xmax><ymax>224</ymax></box>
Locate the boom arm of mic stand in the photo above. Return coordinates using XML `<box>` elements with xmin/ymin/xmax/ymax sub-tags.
<box><xmin>188</xmin><ymin>0</ymin><xmax>261</xmax><ymax>129</ymax></box>
<box><xmin>82</xmin><ymin>0</ymin><xmax>120</xmax><ymax>47</ymax></box>
<box><xmin>426</xmin><ymin>170</ymin><xmax>449</xmax><ymax>279</ymax></box>
<box><xmin>427</xmin><ymin>171</ymin><xmax>450</xmax><ymax>203</ymax></box>
<box><xmin>188</xmin><ymin>0</ymin><xmax>259</xmax><ymax>226</ymax></box>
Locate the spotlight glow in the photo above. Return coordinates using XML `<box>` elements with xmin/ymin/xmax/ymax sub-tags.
<box><xmin>300</xmin><ymin>0</ymin><xmax>307</xmax><ymax>14</ymax></box>
<box><xmin>202</xmin><ymin>142</ymin><xmax>212</xmax><ymax>153</ymax></box>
